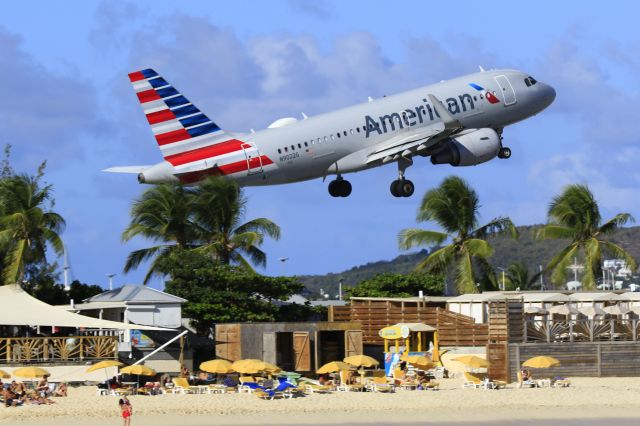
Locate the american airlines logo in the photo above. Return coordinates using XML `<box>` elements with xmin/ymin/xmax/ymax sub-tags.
<box><xmin>364</xmin><ymin>88</ymin><xmax>485</xmax><ymax>138</ymax></box>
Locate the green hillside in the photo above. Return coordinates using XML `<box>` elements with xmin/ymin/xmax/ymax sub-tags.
<box><xmin>299</xmin><ymin>225</ymin><xmax>640</xmax><ymax>298</ymax></box>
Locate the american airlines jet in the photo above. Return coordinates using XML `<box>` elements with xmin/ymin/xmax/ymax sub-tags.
<box><xmin>105</xmin><ymin>68</ymin><xmax>555</xmax><ymax>197</ymax></box>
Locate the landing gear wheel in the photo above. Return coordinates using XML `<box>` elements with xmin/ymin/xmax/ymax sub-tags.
<box><xmin>390</xmin><ymin>179</ymin><xmax>414</xmax><ymax>197</ymax></box>
<box><xmin>328</xmin><ymin>178</ymin><xmax>352</xmax><ymax>197</ymax></box>
<box><xmin>498</xmin><ymin>147</ymin><xmax>511</xmax><ymax>159</ymax></box>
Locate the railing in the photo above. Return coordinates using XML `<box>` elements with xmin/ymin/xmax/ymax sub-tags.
<box><xmin>524</xmin><ymin>319</ymin><xmax>640</xmax><ymax>343</ymax></box>
<box><xmin>0</xmin><ymin>336</ymin><xmax>118</xmax><ymax>363</ymax></box>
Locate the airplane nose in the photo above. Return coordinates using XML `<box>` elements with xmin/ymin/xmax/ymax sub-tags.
<box><xmin>542</xmin><ymin>83</ymin><xmax>556</xmax><ymax>106</ymax></box>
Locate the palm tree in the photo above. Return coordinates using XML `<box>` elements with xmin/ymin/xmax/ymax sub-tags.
<box><xmin>0</xmin><ymin>174</ymin><xmax>65</xmax><ymax>284</ymax></box>
<box><xmin>192</xmin><ymin>178</ymin><xmax>281</xmax><ymax>270</ymax></box>
<box><xmin>537</xmin><ymin>184</ymin><xmax>636</xmax><ymax>289</ymax></box>
<box><xmin>398</xmin><ymin>176</ymin><xmax>517</xmax><ymax>294</ymax></box>
<box><xmin>503</xmin><ymin>262</ymin><xmax>540</xmax><ymax>291</ymax></box>
<box><xmin>122</xmin><ymin>183</ymin><xmax>197</xmax><ymax>284</ymax></box>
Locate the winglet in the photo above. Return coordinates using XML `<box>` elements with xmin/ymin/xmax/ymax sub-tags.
<box><xmin>427</xmin><ymin>94</ymin><xmax>462</xmax><ymax>130</ymax></box>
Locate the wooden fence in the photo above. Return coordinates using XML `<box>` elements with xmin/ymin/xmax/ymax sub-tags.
<box><xmin>0</xmin><ymin>336</ymin><xmax>118</xmax><ymax>363</ymax></box>
<box><xmin>330</xmin><ymin>303</ymin><xmax>487</xmax><ymax>346</ymax></box>
<box><xmin>508</xmin><ymin>341</ymin><xmax>640</xmax><ymax>381</ymax></box>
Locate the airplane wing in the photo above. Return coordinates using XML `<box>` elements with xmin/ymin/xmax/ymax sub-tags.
<box><xmin>366</xmin><ymin>94</ymin><xmax>462</xmax><ymax>164</ymax></box>
<box><xmin>102</xmin><ymin>166</ymin><xmax>151</xmax><ymax>173</ymax></box>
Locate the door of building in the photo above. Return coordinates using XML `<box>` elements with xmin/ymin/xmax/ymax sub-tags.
<box><xmin>293</xmin><ymin>331</ymin><xmax>311</xmax><ymax>371</ymax></box>
<box><xmin>344</xmin><ymin>330</ymin><xmax>363</xmax><ymax>357</ymax></box>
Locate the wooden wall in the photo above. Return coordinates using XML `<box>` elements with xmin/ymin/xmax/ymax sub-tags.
<box><xmin>330</xmin><ymin>301</ymin><xmax>488</xmax><ymax>347</ymax></box>
<box><xmin>508</xmin><ymin>342</ymin><xmax>640</xmax><ymax>381</ymax></box>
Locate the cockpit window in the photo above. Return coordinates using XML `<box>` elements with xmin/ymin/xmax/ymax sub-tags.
<box><xmin>524</xmin><ymin>76</ymin><xmax>538</xmax><ymax>87</ymax></box>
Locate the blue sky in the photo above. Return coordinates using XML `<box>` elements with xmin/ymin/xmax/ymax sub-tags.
<box><xmin>2</xmin><ymin>0</ymin><xmax>640</xmax><ymax>289</ymax></box>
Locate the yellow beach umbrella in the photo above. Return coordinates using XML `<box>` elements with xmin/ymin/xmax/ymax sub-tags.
<box><xmin>120</xmin><ymin>365</ymin><xmax>156</xmax><ymax>376</ymax></box>
<box><xmin>343</xmin><ymin>355</ymin><xmax>379</xmax><ymax>368</ymax></box>
<box><xmin>522</xmin><ymin>356</ymin><xmax>560</xmax><ymax>369</ymax></box>
<box><xmin>401</xmin><ymin>354</ymin><xmax>431</xmax><ymax>364</ymax></box>
<box><xmin>200</xmin><ymin>359</ymin><xmax>234</xmax><ymax>374</ymax></box>
<box><xmin>231</xmin><ymin>359</ymin><xmax>280</xmax><ymax>374</ymax></box>
<box><xmin>13</xmin><ymin>366</ymin><xmax>50</xmax><ymax>378</ymax></box>
<box><xmin>262</xmin><ymin>362</ymin><xmax>281</xmax><ymax>374</ymax></box>
<box><xmin>0</xmin><ymin>369</ymin><xmax>10</xmax><ymax>379</ymax></box>
<box><xmin>317</xmin><ymin>361</ymin><xmax>353</xmax><ymax>374</ymax></box>
<box><xmin>86</xmin><ymin>360</ymin><xmax>124</xmax><ymax>373</ymax></box>
<box><xmin>452</xmin><ymin>356</ymin><xmax>489</xmax><ymax>369</ymax></box>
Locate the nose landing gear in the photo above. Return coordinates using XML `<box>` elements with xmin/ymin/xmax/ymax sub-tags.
<box><xmin>328</xmin><ymin>176</ymin><xmax>352</xmax><ymax>197</ymax></box>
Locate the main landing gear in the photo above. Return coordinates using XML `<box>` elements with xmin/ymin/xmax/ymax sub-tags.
<box><xmin>390</xmin><ymin>178</ymin><xmax>414</xmax><ymax>197</ymax></box>
<box><xmin>498</xmin><ymin>146</ymin><xmax>511</xmax><ymax>159</ymax></box>
<box><xmin>328</xmin><ymin>176</ymin><xmax>352</xmax><ymax>197</ymax></box>
<box><xmin>390</xmin><ymin>157</ymin><xmax>414</xmax><ymax>197</ymax></box>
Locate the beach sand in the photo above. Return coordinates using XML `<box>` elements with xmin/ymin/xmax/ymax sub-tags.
<box><xmin>2</xmin><ymin>377</ymin><xmax>640</xmax><ymax>425</ymax></box>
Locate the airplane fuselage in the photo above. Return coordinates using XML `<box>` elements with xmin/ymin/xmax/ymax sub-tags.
<box><xmin>112</xmin><ymin>68</ymin><xmax>555</xmax><ymax>197</ymax></box>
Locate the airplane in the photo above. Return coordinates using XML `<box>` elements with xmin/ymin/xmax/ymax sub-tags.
<box><xmin>105</xmin><ymin>68</ymin><xmax>555</xmax><ymax>197</ymax></box>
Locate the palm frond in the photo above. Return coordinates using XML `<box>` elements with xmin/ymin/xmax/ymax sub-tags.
<box><xmin>463</xmin><ymin>238</ymin><xmax>493</xmax><ymax>259</ymax></box>
<box><xmin>455</xmin><ymin>252</ymin><xmax>477</xmax><ymax>294</ymax></box>
<box><xmin>601</xmin><ymin>241</ymin><xmax>638</xmax><ymax>272</ymax></box>
<box><xmin>398</xmin><ymin>228</ymin><xmax>448</xmax><ymax>250</ymax></box>
<box><xmin>2</xmin><ymin>239</ymin><xmax>26</xmax><ymax>284</ymax></box>
<box><xmin>472</xmin><ymin>217</ymin><xmax>517</xmax><ymax>240</ymax></box>
<box><xmin>598</xmin><ymin>213</ymin><xmax>635</xmax><ymax>235</ymax></box>
<box><xmin>536</xmin><ymin>225</ymin><xmax>575</xmax><ymax>240</ymax></box>
<box><xmin>234</xmin><ymin>218</ymin><xmax>281</xmax><ymax>240</ymax></box>
<box><xmin>416</xmin><ymin>245</ymin><xmax>455</xmax><ymax>275</ymax></box>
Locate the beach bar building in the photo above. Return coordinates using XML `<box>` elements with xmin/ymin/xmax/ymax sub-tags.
<box><xmin>215</xmin><ymin>322</ymin><xmax>363</xmax><ymax>373</ymax></box>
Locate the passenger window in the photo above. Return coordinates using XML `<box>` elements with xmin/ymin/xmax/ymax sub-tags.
<box><xmin>304</xmin><ymin>142</ymin><xmax>308</xmax><ymax>147</ymax></box>
<box><xmin>337</xmin><ymin>133</ymin><xmax>341</xmax><ymax>138</ymax></box>
<box><xmin>356</xmin><ymin>127</ymin><xmax>360</xmax><ymax>133</ymax></box>
<box><xmin>350</xmin><ymin>129</ymin><xmax>354</xmax><ymax>135</ymax></box>
<box><xmin>278</xmin><ymin>149</ymin><xmax>282</xmax><ymax>154</ymax></box>
<box><xmin>298</xmin><ymin>143</ymin><xmax>302</xmax><ymax>149</ymax></box>
<box><xmin>331</xmin><ymin>134</ymin><xmax>335</xmax><ymax>140</ymax></box>
<box><xmin>324</xmin><ymin>136</ymin><xmax>328</xmax><ymax>142</ymax></box>
<box><xmin>284</xmin><ymin>147</ymin><xmax>288</xmax><ymax>152</ymax></box>
<box><xmin>343</xmin><ymin>131</ymin><xmax>347</xmax><ymax>136</ymax></box>
<box><xmin>291</xmin><ymin>145</ymin><xmax>295</xmax><ymax>150</ymax></box>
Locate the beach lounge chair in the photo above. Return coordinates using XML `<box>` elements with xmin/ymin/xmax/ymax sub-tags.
<box><xmin>337</xmin><ymin>371</ymin><xmax>364</xmax><ymax>392</ymax></box>
<box><xmin>463</xmin><ymin>372</ymin><xmax>495</xmax><ymax>389</ymax></box>
<box><xmin>239</xmin><ymin>376</ymin><xmax>258</xmax><ymax>394</ymax></box>
<box><xmin>370</xmin><ymin>377</ymin><xmax>395</xmax><ymax>393</ymax></box>
<box><xmin>172</xmin><ymin>378</ymin><xmax>198</xmax><ymax>394</ymax></box>
<box><xmin>552</xmin><ymin>378</ymin><xmax>571</xmax><ymax>387</ymax></box>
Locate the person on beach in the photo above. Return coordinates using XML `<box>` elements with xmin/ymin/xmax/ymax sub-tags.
<box><xmin>119</xmin><ymin>396</ymin><xmax>132</xmax><ymax>426</ymax></box>
<box><xmin>3</xmin><ymin>383</ymin><xmax>22</xmax><ymax>407</ymax></box>
<box><xmin>53</xmin><ymin>382</ymin><xmax>68</xmax><ymax>397</ymax></box>
<box><xmin>36</xmin><ymin>375</ymin><xmax>50</xmax><ymax>397</ymax></box>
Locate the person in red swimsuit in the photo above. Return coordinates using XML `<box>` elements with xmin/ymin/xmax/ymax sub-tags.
<box><xmin>119</xmin><ymin>397</ymin><xmax>132</xmax><ymax>426</ymax></box>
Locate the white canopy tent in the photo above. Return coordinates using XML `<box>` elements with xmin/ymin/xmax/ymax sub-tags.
<box><xmin>0</xmin><ymin>284</ymin><xmax>169</xmax><ymax>331</ymax></box>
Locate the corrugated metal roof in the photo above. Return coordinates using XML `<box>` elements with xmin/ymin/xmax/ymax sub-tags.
<box><xmin>84</xmin><ymin>285</ymin><xmax>186</xmax><ymax>304</ymax></box>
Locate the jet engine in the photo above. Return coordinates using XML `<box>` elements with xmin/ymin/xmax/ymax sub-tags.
<box><xmin>430</xmin><ymin>128</ymin><xmax>501</xmax><ymax>167</ymax></box>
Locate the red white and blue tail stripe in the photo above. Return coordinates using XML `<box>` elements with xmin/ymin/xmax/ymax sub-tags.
<box><xmin>128</xmin><ymin>68</ymin><xmax>273</xmax><ymax>182</ymax></box>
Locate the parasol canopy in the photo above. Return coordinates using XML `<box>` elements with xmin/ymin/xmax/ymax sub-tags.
<box><xmin>120</xmin><ymin>365</ymin><xmax>156</xmax><ymax>376</ymax></box>
<box><xmin>452</xmin><ymin>355</ymin><xmax>489</xmax><ymax>369</ymax></box>
<box><xmin>12</xmin><ymin>366</ymin><xmax>50</xmax><ymax>378</ymax></box>
<box><xmin>317</xmin><ymin>361</ymin><xmax>353</xmax><ymax>374</ymax></box>
<box><xmin>231</xmin><ymin>359</ymin><xmax>281</xmax><ymax>374</ymax></box>
<box><xmin>547</xmin><ymin>304</ymin><xmax>581</xmax><ymax>316</ymax></box>
<box><xmin>200</xmin><ymin>359</ymin><xmax>234</xmax><ymax>374</ymax></box>
<box><xmin>603</xmin><ymin>305</ymin><xmax>630</xmax><ymax>316</ymax></box>
<box><xmin>522</xmin><ymin>356</ymin><xmax>560</xmax><ymax>369</ymax></box>
<box><xmin>86</xmin><ymin>360</ymin><xmax>123</xmax><ymax>373</ymax></box>
<box><xmin>0</xmin><ymin>369</ymin><xmax>10</xmax><ymax>379</ymax></box>
<box><xmin>343</xmin><ymin>355</ymin><xmax>379</xmax><ymax>368</ymax></box>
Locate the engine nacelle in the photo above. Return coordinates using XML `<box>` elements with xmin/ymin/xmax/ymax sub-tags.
<box><xmin>430</xmin><ymin>128</ymin><xmax>501</xmax><ymax>167</ymax></box>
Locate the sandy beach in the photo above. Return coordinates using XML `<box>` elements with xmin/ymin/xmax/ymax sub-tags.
<box><xmin>2</xmin><ymin>376</ymin><xmax>640</xmax><ymax>425</ymax></box>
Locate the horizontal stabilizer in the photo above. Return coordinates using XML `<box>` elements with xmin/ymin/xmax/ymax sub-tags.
<box><xmin>102</xmin><ymin>166</ymin><xmax>151</xmax><ymax>174</ymax></box>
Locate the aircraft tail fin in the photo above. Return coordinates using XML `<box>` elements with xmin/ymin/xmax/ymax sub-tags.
<box><xmin>127</xmin><ymin>69</ymin><xmax>235</xmax><ymax>161</ymax></box>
